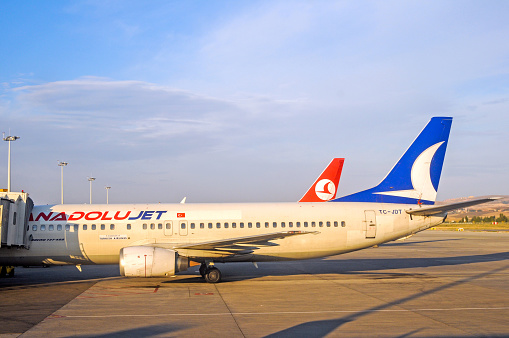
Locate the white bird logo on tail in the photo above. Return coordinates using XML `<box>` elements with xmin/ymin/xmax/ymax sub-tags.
<box><xmin>375</xmin><ymin>141</ymin><xmax>444</xmax><ymax>202</ymax></box>
<box><xmin>315</xmin><ymin>179</ymin><xmax>336</xmax><ymax>201</ymax></box>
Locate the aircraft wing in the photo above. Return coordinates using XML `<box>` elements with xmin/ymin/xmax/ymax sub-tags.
<box><xmin>175</xmin><ymin>231</ymin><xmax>317</xmax><ymax>252</ymax></box>
<box><xmin>406</xmin><ymin>196</ymin><xmax>502</xmax><ymax>217</ymax></box>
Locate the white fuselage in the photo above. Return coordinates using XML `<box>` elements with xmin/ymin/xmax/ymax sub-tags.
<box><xmin>0</xmin><ymin>202</ymin><xmax>444</xmax><ymax>266</ymax></box>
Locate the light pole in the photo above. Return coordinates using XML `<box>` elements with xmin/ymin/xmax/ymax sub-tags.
<box><xmin>105</xmin><ymin>186</ymin><xmax>111</xmax><ymax>204</ymax></box>
<box><xmin>3</xmin><ymin>134</ymin><xmax>20</xmax><ymax>192</ymax></box>
<box><xmin>88</xmin><ymin>177</ymin><xmax>96</xmax><ymax>204</ymax></box>
<box><xmin>58</xmin><ymin>161</ymin><xmax>68</xmax><ymax>204</ymax></box>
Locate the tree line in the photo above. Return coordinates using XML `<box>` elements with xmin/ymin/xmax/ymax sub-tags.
<box><xmin>459</xmin><ymin>213</ymin><xmax>508</xmax><ymax>223</ymax></box>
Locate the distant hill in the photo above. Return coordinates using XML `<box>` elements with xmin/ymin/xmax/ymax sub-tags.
<box><xmin>438</xmin><ymin>195</ymin><xmax>509</xmax><ymax>221</ymax></box>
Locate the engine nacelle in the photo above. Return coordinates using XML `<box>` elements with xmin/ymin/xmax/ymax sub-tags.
<box><xmin>119</xmin><ymin>246</ymin><xmax>189</xmax><ymax>277</ymax></box>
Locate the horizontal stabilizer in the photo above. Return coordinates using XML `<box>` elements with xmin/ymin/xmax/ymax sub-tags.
<box><xmin>405</xmin><ymin>196</ymin><xmax>502</xmax><ymax>216</ymax></box>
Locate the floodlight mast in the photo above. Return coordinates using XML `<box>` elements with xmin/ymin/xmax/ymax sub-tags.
<box><xmin>58</xmin><ymin>161</ymin><xmax>68</xmax><ymax>204</ymax></box>
<box><xmin>88</xmin><ymin>177</ymin><xmax>96</xmax><ymax>204</ymax></box>
<box><xmin>3</xmin><ymin>134</ymin><xmax>20</xmax><ymax>192</ymax></box>
<box><xmin>105</xmin><ymin>186</ymin><xmax>111</xmax><ymax>204</ymax></box>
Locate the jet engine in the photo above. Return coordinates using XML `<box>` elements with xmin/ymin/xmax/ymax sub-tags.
<box><xmin>119</xmin><ymin>246</ymin><xmax>188</xmax><ymax>277</ymax></box>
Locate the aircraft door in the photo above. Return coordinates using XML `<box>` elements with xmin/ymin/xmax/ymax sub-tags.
<box><xmin>179</xmin><ymin>220</ymin><xmax>188</xmax><ymax>236</ymax></box>
<box><xmin>65</xmin><ymin>223</ymin><xmax>82</xmax><ymax>256</ymax></box>
<box><xmin>364</xmin><ymin>210</ymin><xmax>377</xmax><ymax>238</ymax></box>
<box><xmin>163</xmin><ymin>221</ymin><xmax>173</xmax><ymax>236</ymax></box>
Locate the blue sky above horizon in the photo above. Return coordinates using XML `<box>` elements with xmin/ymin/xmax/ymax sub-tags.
<box><xmin>1</xmin><ymin>0</ymin><xmax>508</xmax><ymax>204</ymax></box>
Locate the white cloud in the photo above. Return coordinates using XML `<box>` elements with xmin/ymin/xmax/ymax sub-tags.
<box><xmin>8</xmin><ymin>77</ymin><xmax>239</xmax><ymax>135</ymax></box>
<box><xmin>0</xmin><ymin>76</ymin><xmax>326</xmax><ymax>204</ymax></box>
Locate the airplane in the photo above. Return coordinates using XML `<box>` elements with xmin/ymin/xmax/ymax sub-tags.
<box><xmin>0</xmin><ymin>156</ymin><xmax>345</xmax><ymax>277</ymax></box>
<box><xmin>299</xmin><ymin>158</ymin><xmax>344</xmax><ymax>202</ymax></box>
<box><xmin>0</xmin><ymin>158</ymin><xmax>344</xmax><ymax>277</ymax></box>
<box><xmin>0</xmin><ymin>117</ymin><xmax>499</xmax><ymax>283</ymax></box>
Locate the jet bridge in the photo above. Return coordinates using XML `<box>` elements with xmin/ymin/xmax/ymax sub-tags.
<box><xmin>0</xmin><ymin>191</ymin><xmax>33</xmax><ymax>248</ymax></box>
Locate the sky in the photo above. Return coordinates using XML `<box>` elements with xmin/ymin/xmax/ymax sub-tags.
<box><xmin>0</xmin><ymin>0</ymin><xmax>508</xmax><ymax>205</ymax></box>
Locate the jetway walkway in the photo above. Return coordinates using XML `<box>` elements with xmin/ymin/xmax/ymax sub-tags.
<box><xmin>0</xmin><ymin>191</ymin><xmax>33</xmax><ymax>248</ymax></box>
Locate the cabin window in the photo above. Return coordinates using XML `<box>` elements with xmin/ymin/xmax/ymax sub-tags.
<box><xmin>232</xmin><ymin>222</ymin><xmax>236</xmax><ymax>228</ymax></box>
<box><xmin>65</xmin><ymin>224</ymin><xmax>70</xmax><ymax>231</ymax></box>
<box><xmin>224</xmin><ymin>222</ymin><xmax>229</xmax><ymax>228</ymax></box>
<box><xmin>289</xmin><ymin>222</ymin><xmax>293</xmax><ymax>228</ymax></box>
<box><xmin>101</xmin><ymin>224</ymin><xmax>106</xmax><ymax>230</ymax></box>
<box><xmin>208</xmin><ymin>223</ymin><xmax>213</xmax><ymax>229</ymax></box>
<box><xmin>166</xmin><ymin>223</ymin><xmax>171</xmax><ymax>229</ymax></box>
<box><xmin>57</xmin><ymin>224</ymin><xmax>62</xmax><ymax>231</ymax></box>
<box><xmin>190</xmin><ymin>223</ymin><xmax>195</xmax><ymax>229</ymax></box>
<box><xmin>32</xmin><ymin>225</ymin><xmax>37</xmax><ymax>231</ymax></box>
<box><xmin>341</xmin><ymin>221</ymin><xmax>346</xmax><ymax>227</ymax></box>
<box><xmin>142</xmin><ymin>224</ymin><xmax>147</xmax><ymax>230</ymax></box>
<box><xmin>311</xmin><ymin>222</ymin><xmax>316</xmax><ymax>227</ymax></box>
<box><xmin>83</xmin><ymin>224</ymin><xmax>87</xmax><ymax>230</ymax></box>
<box><xmin>216</xmin><ymin>222</ymin><xmax>221</xmax><ymax>229</ymax></box>
<box><xmin>181</xmin><ymin>223</ymin><xmax>186</xmax><ymax>229</ymax></box>
<box><xmin>240</xmin><ymin>222</ymin><xmax>244</xmax><ymax>228</ymax></box>
<box><xmin>273</xmin><ymin>222</ymin><xmax>277</xmax><ymax>228</ymax></box>
<box><xmin>265</xmin><ymin>222</ymin><xmax>269</xmax><ymax>228</ymax></box>
<box><xmin>319</xmin><ymin>221</ymin><xmax>323</xmax><ymax>227</ymax></box>
<box><xmin>40</xmin><ymin>225</ymin><xmax>46</xmax><ymax>231</ymax></box>
<box><xmin>200</xmin><ymin>223</ymin><xmax>204</xmax><ymax>229</ymax></box>
<box><xmin>127</xmin><ymin>224</ymin><xmax>131</xmax><ymax>230</ymax></box>
<box><xmin>158</xmin><ymin>223</ymin><xmax>163</xmax><ymax>230</ymax></box>
<box><xmin>110</xmin><ymin>224</ymin><xmax>115</xmax><ymax>230</ymax></box>
<box><xmin>296</xmin><ymin>222</ymin><xmax>301</xmax><ymax>228</ymax></box>
<box><xmin>92</xmin><ymin>224</ymin><xmax>96</xmax><ymax>230</ymax></box>
<box><xmin>281</xmin><ymin>222</ymin><xmax>285</xmax><ymax>228</ymax></box>
<box><xmin>327</xmin><ymin>221</ymin><xmax>331</xmax><ymax>227</ymax></box>
<box><xmin>256</xmin><ymin>222</ymin><xmax>260</xmax><ymax>228</ymax></box>
<box><xmin>49</xmin><ymin>224</ymin><xmax>54</xmax><ymax>231</ymax></box>
<box><xmin>248</xmin><ymin>222</ymin><xmax>252</xmax><ymax>228</ymax></box>
<box><xmin>150</xmin><ymin>223</ymin><xmax>155</xmax><ymax>230</ymax></box>
<box><xmin>74</xmin><ymin>225</ymin><xmax>78</xmax><ymax>231</ymax></box>
<box><xmin>304</xmin><ymin>221</ymin><xmax>308</xmax><ymax>227</ymax></box>
<box><xmin>334</xmin><ymin>221</ymin><xmax>338</xmax><ymax>227</ymax></box>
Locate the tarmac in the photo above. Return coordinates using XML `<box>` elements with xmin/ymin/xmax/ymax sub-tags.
<box><xmin>1</xmin><ymin>230</ymin><xmax>508</xmax><ymax>337</ymax></box>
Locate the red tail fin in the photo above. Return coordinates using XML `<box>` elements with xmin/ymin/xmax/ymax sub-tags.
<box><xmin>299</xmin><ymin>158</ymin><xmax>344</xmax><ymax>202</ymax></box>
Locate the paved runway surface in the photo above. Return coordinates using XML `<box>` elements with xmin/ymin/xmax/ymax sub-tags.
<box><xmin>1</xmin><ymin>231</ymin><xmax>508</xmax><ymax>337</ymax></box>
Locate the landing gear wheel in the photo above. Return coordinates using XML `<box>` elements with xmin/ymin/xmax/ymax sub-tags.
<box><xmin>199</xmin><ymin>263</ymin><xmax>207</xmax><ymax>278</ymax></box>
<box><xmin>204</xmin><ymin>267</ymin><xmax>221</xmax><ymax>283</ymax></box>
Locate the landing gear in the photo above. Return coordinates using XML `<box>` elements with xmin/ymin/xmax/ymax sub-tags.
<box><xmin>199</xmin><ymin>263</ymin><xmax>207</xmax><ymax>278</ymax></box>
<box><xmin>204</xmin><ymin>267</ymin><xmax>221</xmax><ymax>283</ymax></box>
<box><xmin>199</xmin><ymin>263</ymin><xmax>222</xmax><ymax>283</ymax></box>
<box><xmin>0</xmin><ymin>266</ymin><xmax>14</xmax><ymax>277</ymax></box>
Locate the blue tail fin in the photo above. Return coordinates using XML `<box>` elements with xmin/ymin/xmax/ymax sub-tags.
<box><xmin>333</xmin><ymin>117</ymin><xmax>452</xmax><ymax>205</ymax></box>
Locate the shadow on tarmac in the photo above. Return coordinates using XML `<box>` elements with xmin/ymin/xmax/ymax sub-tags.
<box><xmin>46</xmin><ymin>263</ymin><xmax>509</xmax><ymax>337</ymax></box>
<box><xmin>262</xmin><ymin>264</ymin><xmax>509</xmax><ymax>338</ymax></box>
<box><xmin>0</xmin><ymin>265</ymin><xmax>120</xmax><ymax>289</ymax></box>
<box><xmin>69</xmin><ymin>323</ymin><xmax>190</xmax><ymax>338</ymax></box>
<box><xmin>160</xmin><ymin>250</ymin><xmax>509</xmax><ymax>284</ymax></box>
<box><xmin>381</xmin><ymin>238</ymin><xmax>461</xmax><ymax>246</ymax></box>
<box><xmin>3</xmin><ymin>238</ymin><xmax>509</xmax><ymax>336</ymax></box>
<box><xmin>5</xmin><ymin>247</ymin><xmax>507</xmax><ymax>287</ymax></box>
<box><xmin>0</xmin><ymin>265</ymin><xmax>121</xmax><ymax>335</ymax></box>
